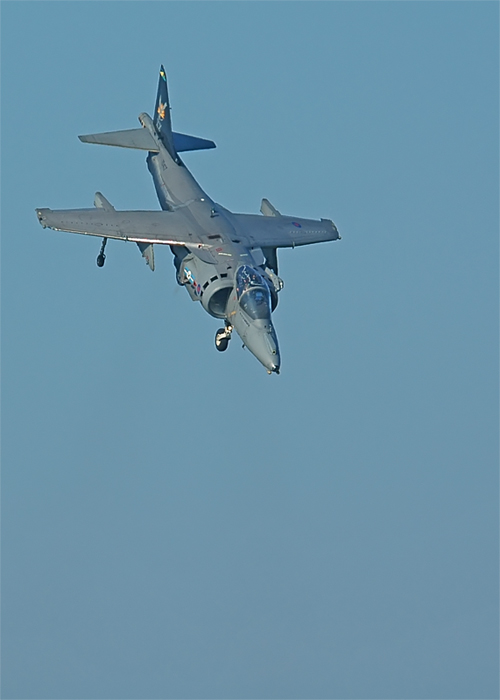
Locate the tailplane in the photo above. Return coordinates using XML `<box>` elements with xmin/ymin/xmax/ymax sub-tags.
<box><xmin>79</xmin><ymin>128</ymin><xmax>215</xmax><ymax>153</ymax></box>
<box><xmin>78</xmin><ymin>66</ymin><xmax>216</xmax><ymax>155</ymax></box>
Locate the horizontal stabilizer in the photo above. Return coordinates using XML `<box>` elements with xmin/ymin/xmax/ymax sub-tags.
<box><xmin>79</xmin><ymin>128</ymin><xmax>158</xmax><ymax>151</ymax></box>
<box><xmin>172</xmin><ymin>133</ymin><xmax>216</xmax><ymax>152</ymax></box>
<box><xmin>79</xmin><ymin>128</ymin><xmax>215</xmax><ymax>153</ymax></box>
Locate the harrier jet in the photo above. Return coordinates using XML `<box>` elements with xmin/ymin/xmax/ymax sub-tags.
<box><xmin>36</xmin><ymin>66</ymin><xmax>340</xmax><ymax>373</ymax></box>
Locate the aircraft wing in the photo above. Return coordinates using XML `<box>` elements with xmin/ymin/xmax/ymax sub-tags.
<box><xmin>35</xmin><ymin>207</ymin><xmax>203</xmax><ymax>246</ymax></box>
<box><xmin>230</xmin><ymin>213</ymin><xmax>340</xmax><ymax>249</ymax></box>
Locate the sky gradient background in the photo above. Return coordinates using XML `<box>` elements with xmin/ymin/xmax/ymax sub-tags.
<box><xmin>2</xmin><ymin>2</ymin><xmax>498</xmax><ymax>699</ymax></box>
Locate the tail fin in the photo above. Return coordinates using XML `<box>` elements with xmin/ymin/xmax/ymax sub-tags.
<box><xmin>154</xmin><ymin>65</ymin><xmax>177</xmax><ymax>158</ymax></box>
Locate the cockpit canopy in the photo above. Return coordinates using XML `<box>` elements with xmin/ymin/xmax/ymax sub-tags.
<box><xmin>236</xmin><ymin>265</ymin><xmax>272</xmax><ymax>320</ymax></box>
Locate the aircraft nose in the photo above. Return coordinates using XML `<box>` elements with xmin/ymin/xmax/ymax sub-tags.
<box><xmin>245</xmin><ymin>322</ymin><xmax>280</xmax><ymax>373</ymax></box>
<box><xmin>264</xmin><ymin>329</ymin><xmax>280</xmax><ymax>372</ymax></box>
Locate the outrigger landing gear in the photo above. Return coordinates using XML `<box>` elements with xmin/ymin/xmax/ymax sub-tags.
<box><xmin>215</xmin><ymin>324</ymin><xmax>233</xmax><ymax>352</ymax></box>
<box><xmin>96</xmin><ymin>237</ymin><xmax>108</xmax><ymax>267</ymax></box>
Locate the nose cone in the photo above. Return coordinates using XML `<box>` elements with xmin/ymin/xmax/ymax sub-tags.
<box><xmin>245</xmin><ymin>320</ymin><xmax>281</xmax><ymax>373</ymax></box>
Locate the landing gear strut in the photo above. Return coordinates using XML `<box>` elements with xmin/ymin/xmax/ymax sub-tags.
<box><xmin>215</xmin><ymin>324</ymin><xmax>233</xmax><ymax>352</ymax></box>
<box><xmin>96</xmin><ymin>237</ymin><xmax>107</xmax><ymax>267</ymax></box>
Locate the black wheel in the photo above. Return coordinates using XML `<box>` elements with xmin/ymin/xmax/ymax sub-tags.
<box><xmin>215</xmin><ymin>329</ymin><xmax>229</xmax><ymax>352</ymax></box>
<box><xmin>96</xmin><ymin>254</ymin><xmax>105</xmax><ymax>267</ymax></box>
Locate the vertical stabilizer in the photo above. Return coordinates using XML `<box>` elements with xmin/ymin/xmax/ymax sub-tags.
<box><xmin>154</xmin><ymin>65</ymin><xmax>177</xmax><ymax>159</ymax></box>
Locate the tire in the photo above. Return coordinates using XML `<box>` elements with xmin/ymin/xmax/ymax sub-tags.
<box><xmin>215</xmin><ymin>329</ymin><xmax>229</xmax><ymax>352</ymax></box>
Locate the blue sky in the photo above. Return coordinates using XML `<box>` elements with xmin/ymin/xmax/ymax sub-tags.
<box><xmin>2</xmin><ymin>2</ymin><xmax>498</xmax><ymax>698</ymax></box>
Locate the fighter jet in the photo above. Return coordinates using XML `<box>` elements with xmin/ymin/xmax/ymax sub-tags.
<box><xmin>36</xmin><ymin>66</ymin><xmax>340</xmax><ymax>373</ymax></box>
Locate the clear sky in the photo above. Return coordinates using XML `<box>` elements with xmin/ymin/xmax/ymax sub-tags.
<box><xmin>1</xmin><ymin>2</ymin><xmax>498</xmax><ymax>699</ymax></box>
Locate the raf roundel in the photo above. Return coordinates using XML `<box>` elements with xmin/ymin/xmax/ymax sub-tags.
<box><xmin>292</xmin><ymin>221</ymin><xmax>302</xmax><ymax>228</ymax></box>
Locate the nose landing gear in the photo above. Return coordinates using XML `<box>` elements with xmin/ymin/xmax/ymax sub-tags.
<box><xmin>96</xmin><ymin>238</ymin><xmax>107</xmax><ymax>267</ymax></box>
<box><xmin>215</xmin><ymin>324</ymin><xmax>233</xmax><ymax>352</ymax></box>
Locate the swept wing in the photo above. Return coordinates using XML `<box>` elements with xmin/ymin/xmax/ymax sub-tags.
<box><xmin>230</xmin><ymin>213</ymin><xmax>340</xmax><ymax>249</ymax></box>
<box><xmin>36</xmin><ymin>207</ymin><xmax>202</xmax><ymax>246</ymax></box>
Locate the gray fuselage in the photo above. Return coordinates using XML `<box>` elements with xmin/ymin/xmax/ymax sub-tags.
<box><xmin>142</xmin><ymin>113</ymin><xmax>281</xmax><ymax>372</ymax></box>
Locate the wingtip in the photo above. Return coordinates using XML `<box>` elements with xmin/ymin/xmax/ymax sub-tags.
<box><xmin>35</xmin><ymin>208</ymin><xmax>49</xmax><ymax>228</ymax></box>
